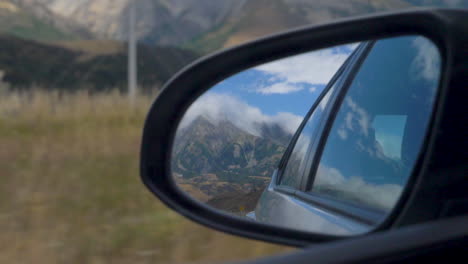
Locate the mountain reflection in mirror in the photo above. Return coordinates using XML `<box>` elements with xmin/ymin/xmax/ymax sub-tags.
<box><xmin>172</xmin><ymin>43</ymin><xmax>357</xmax><ymax>216</ymax></box>
<box><xmin>170</xmin><ymin>35</ymin><xmax>441</xmax><ymax>236</ymax></box>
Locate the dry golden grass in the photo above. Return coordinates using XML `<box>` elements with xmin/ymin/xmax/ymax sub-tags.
<box><xmin>0</xmin><ymin>90</ymin><xmax>291</xmax><ymax>264</ymax></box>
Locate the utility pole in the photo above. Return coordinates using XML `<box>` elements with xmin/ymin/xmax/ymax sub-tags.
<box><xmin>128</xmin><ymin>1</ymin><xmax>137</xmax><ymax>103</ymax></box>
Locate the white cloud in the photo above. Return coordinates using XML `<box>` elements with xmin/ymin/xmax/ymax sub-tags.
<box><xmin>343</xmin><ymin>97</ymin><xmax>370</xmax><ymax>137</ymax></box>
<box><xmin>256</xmin><ymin>82</ymin><xmax>304</xmax><ymax>95</ymax></box>
<box><xmin>178</xmin><ymin>93</ymin><xmax>303</xmax><ymax>136</ymax></box>
<box><xmin>335</xmin><ymin>97</ymin><xmax>394</xmax><ymax>161</ymax></box>
<box><xmin>337</xmin><ymin>128</ymin><xmax>348</xmax><ymax>140</ymax></box>
<box><xmin>411</xmin><ymin>36</ymin><xmax>441</xmax><ymax>83</ymax></box>
<box><xmin>309</xmin><ymin>86</ymin><xmax>317</xmax><ymax>93</ymax></box>
<box><xmin>337</xmin><ymin>97</ymin><xmax>371</xmax><ymax>140</ymax></box>
<box><xmin>345</xmin><ymin>43</ymin><xmax>360</xmax><ymax>51</ymax></box>
<box><xmin>268</xmin><ymin>112</ymin><xmax>304</xmax><ymax>135</ymax></box>
<box><xmin>314</xmin><ymin>165</ymin><xmax>403</xmax><ymax>211</ymax></box>
<box><xmin>255</xmin><ymin>45</ymin><xmax>356</xmax><ymax>85</ymax></box>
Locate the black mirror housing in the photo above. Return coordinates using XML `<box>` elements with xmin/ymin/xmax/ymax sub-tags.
<box><xmin>140</xmin><ymin>8</ymin><xmax>467</xmax><ymax>246</ymax></box>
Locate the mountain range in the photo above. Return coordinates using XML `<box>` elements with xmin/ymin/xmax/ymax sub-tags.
<box><xmin>0</xmin><ymin>0</ymin><xmax>464</xmax><ymax>90</ymax></box>
<box><xmin>172</xmin><ymin>115</ymin><xmax>291</xmax><ymax>183</ymax></box>
<box><xmin>2</xmin><ymin>0</ymin><xmax>465</xmax><ymax>54</ymax></box>
<box><xmin>172</xmin><ymin>114</ymin><xmax>294</xmax><ymax>209</ymax></box>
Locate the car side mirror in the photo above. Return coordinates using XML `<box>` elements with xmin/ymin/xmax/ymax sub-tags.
<box><xmin>140</xmin><ymin>9</ymin><xmax>467</xmax><ymax>246</ymax></box>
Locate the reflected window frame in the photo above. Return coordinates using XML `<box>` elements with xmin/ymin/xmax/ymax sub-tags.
<box><xmin>304</xmin><ymin>36</ymin><xmax>441</xmax><ymax>217</ymax></box>
<box><xmin>276</xmin><ymin>42</ymin><xmax>369</xmax><ymax>190</ymax></box>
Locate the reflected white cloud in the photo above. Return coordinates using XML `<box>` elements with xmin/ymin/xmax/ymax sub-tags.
<box><xmin>179</xmin><ymin>93</ymin><xmax>303</xmax><ymax>136</ymax></box>
<box><xmin>337</xmin><ymin>128</ymin><xmax>348</xmax><ymax>140</ymax></box>
<box><xmin>256</xmin><ymin>82</ymin><xmax>304</xmax><ymax>94</ymax></box>
<box><xmin>411</xmin><ymin>36</ymin><xmax>441</xmax><ymax>82</ymax></box>
<box><xmin>339</xmin><ymin>97</ymin><xmax>371</xmax><ymax>138</ymax></box>
<box><xmin>255</xmin><ymin>46</ymin><xmax>355</xmax><ymax>86</ymax></box>
<box><xmin>315</xmin><ymin>165</ymin><xmax>403</xmax><ymax>211</ymax></box>
<box><xmin>335</xmin><ymin>97</ymin><xmax>402</xmax><ymax>162</ymax></box>
<box><xmin>345</xmin><ymin>43</ymin><xmax>360</xmax><ymax>51</ymax></box>
<box><xmin>309</xmin><ymin>87</ymin><xmax>318</xmax><ymax>93</ymax></box>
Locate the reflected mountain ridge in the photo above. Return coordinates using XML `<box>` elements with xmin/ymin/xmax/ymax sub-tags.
<box><xmin>172</xmin><ymin>114</ymin><xmax>295</xmax><ymax>212</ymax></box>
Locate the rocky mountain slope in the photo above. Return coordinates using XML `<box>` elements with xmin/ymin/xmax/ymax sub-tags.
<box><xmin>172</xmin><ymin>114</ymin><xmax>293</xmax><ymax>209</ymax></box>
<box><xmin>6</xmin><ymin>0</ymin><xmax>464</xmax><ymax>53</ymax></box>
<box><xmin>188</xmin><ymin>0</ymin><xmax>416</xmax><ymax>52</ymax></box>
<box><xmin>1</xmin><ymin>0</ymin><xmax>464</xmax><ymax>91</ymax></box>
<box><xmin>0</xmin><ymin>0</ymin><xmax>89</xmax><ymax>41</ymax></box>
<box><xmin>172</xmin><ymin>115</ymin><xmax>291</xmax><ymax>183</ymax></box>
<box><xmin>12</xmin><ymin>0</ymin><xmax>246</xmax><ymax>44</ymax></box>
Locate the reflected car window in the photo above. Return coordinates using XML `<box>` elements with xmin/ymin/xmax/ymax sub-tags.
<box><xmin>280</xmin><ymin>82</ymin><xmax>338</xmax><ymax>189</ymax></box>
<box><xmin>372</xmin><ymin>115</ymin><xmax>407</xmax><ymax>160</ymax></box>
<box><xmin>309</xmin><ymin>36</ymin><xmax>441</xmax><ymax>212</ymax></box>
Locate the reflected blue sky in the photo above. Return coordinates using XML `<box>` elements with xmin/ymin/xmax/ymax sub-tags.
<box><xmin>178</xmin><ymin>35</ymin><xmax>441</xmax><ymax>213</ymax></box>
<box><xmin>208</xmin><ymin>43</ymin><xmax>357</xmax><ymax>117</ymax></box>
<box><xmin>211</xmin><ymin>69</ymin><xmax>325</xmax><ymax>117</ymax></box>
<box><xmin>180</xmin><ymin>44</ymin><xmax>358</xmax><ymax>136</ymax></box>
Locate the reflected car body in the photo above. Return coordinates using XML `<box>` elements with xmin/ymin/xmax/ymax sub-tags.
<box><xmin>252</xmin><ymin>170</ymin><xmax>371</xmax><ymax>235</ymax></box>
<box><xmin>250</xmin><ymin>35</ymin><xmax>442</xmax><ymax>235</ymax></box>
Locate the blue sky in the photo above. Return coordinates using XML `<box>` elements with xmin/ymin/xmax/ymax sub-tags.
<box><xmin>178</xmin><ymin>36</ymin><xmax>441</xmax><ymax>212</ymax></box>
<box><xmin>180</xmin><ymin>43</ymin><xmax>358</xmax><ymax>135</ymax></box>
<box><xmin>205</xmin><ymin>43</ymin><xmax>358</xmax><ymax>118</ymax></box>
<box><xmin>210</xmin><ymin>69</ymin><xmax>326</xmax><ymax>117</ymax></box>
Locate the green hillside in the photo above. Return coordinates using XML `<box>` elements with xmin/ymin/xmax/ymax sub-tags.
<box><xmin>0</xmin><ymin>14</ymin><xmax>74</xmax><ymax>42</ymax></box>
<box><xmin>0</xmin><ymin>2</ymin><xmax>76</xmax><ymax>42</ymax></box>
<box><xmin>0</xmin><ymin>35</ymin><xmax>198</xmax><ymax>91</ymax></box>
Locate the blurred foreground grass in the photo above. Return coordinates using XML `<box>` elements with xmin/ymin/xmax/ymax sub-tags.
<box><xmin>0</xmin><ymin>91</ymin><xmax>290</xmax><ymax>264</ymax></box>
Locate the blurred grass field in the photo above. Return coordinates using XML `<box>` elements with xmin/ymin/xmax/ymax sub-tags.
<box><xmin>0</xmin><ymin>90</ymin><xmax>290</xmax><ymax>264</ymax></box>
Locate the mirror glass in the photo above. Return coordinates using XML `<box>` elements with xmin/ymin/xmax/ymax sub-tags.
<box><xmin>171</xmin><ymin>35</ymin><xmax>441</xmax><ymax>235</ymax></box>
